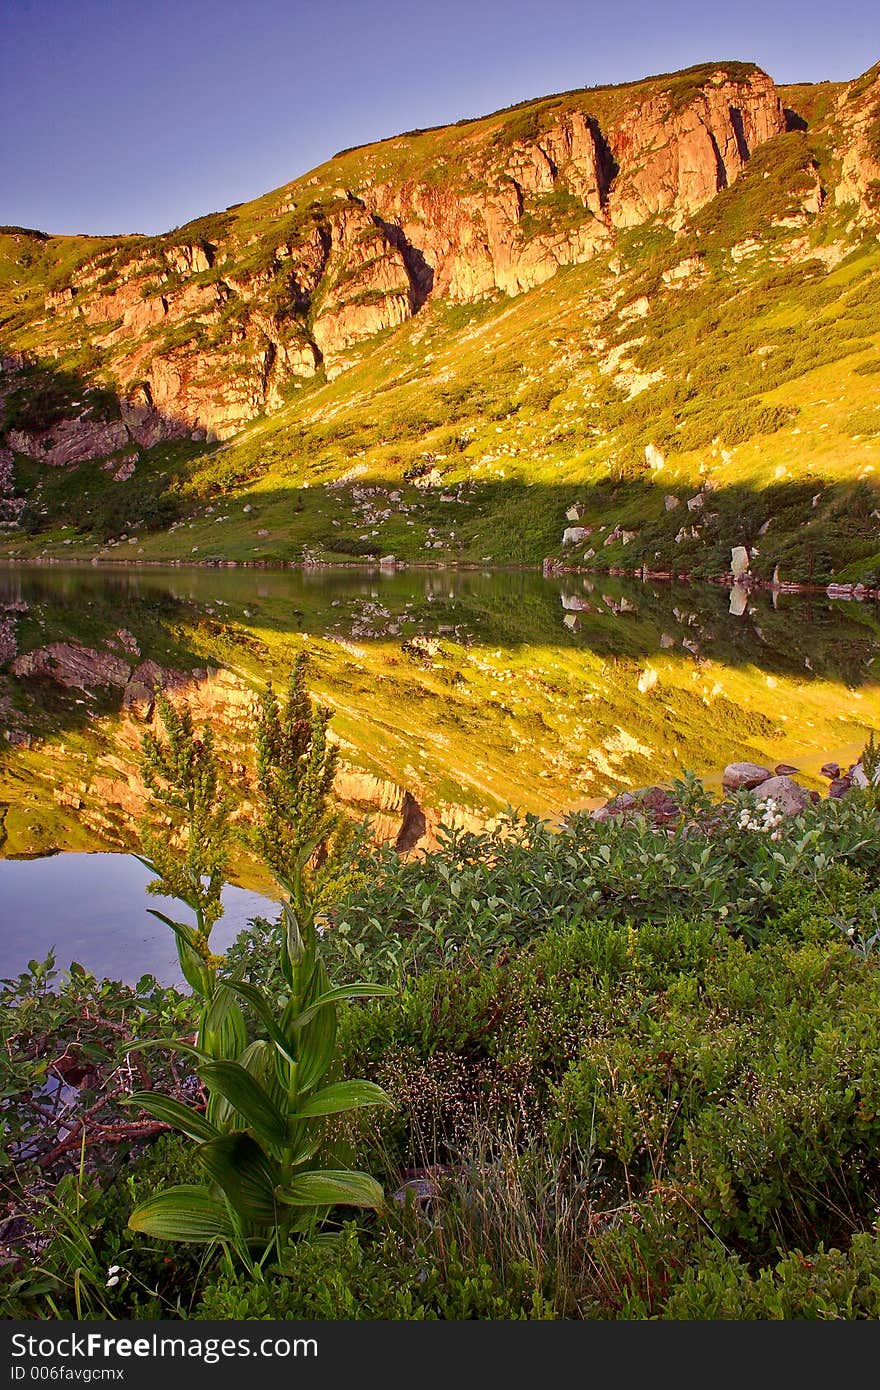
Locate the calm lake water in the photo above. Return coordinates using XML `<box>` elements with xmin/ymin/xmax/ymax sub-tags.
<box><xmin>0</xmin><ymin>852</ymin><xmax>274</xmax><ymax>987</ymax></box>
<box><xmin>2</xmin><ymin>561</ymin><xmax>880</xmax><ymax>982</ymax></box>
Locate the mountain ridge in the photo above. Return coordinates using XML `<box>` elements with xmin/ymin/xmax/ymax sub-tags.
<box><xmin>1</xmin><ymin>57</ymin><xmax>879</xmax><ymax>582</ymax></box>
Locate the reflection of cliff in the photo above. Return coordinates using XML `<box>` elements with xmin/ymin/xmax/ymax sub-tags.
<box><xmin>0</xmin><ymin>646</ymin><xmax>484</xmax><ymax>859</ymax></box>
<box><xmin>2</xmin><ymin>566</ymin><xmax>880</xmax><ymax>863</ymax></box>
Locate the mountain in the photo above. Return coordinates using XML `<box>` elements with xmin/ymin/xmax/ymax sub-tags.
<box><xmin>1</xmin><ymin>59</ymin><xmax>879</xmax><ymax>583</ymax></box>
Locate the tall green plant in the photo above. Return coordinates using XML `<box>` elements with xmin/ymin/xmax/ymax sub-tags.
<box><xmin>138</xmin><ymin>695</ymin><xmax>232</xmax><ymax>998</ymax></box>
<box><xmin>126</xmin><ymin>659</ymin><xmax>394</xmax><ymax>1269</ymax></box>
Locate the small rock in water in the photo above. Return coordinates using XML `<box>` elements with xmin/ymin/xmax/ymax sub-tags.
<box><xmin>729</xmin><ymin>585</ymin><xmax>748</xmax><ymax>616</ymax></box>
<box><xmin>731</xmin><ymin>545</ymin><xmax>750</xmax><ymax>579</ymax></box>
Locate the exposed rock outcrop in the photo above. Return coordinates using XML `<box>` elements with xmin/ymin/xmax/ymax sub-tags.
<box><xmin>834</xmin><ymin>65</ymin><xmax>880</xmax><ymax>216</ymax></box>
<box><xmin>607</xmin><ymin>69</ymin><xmax>785</xmax><ymax>228</ymax></box>
<box><xmin>1</xmin><ymin>63</ymin><xmax>792</xmax><ymax>461</ymax></box>
<box><xmin>11</xmin><ymin>642</ymin><xmax>131</xmax><ymax>689</ymax></box>
<box><xmin>0</xmin><ymin>447</ymin><xmax>24</xmax><ymax>527</ymax></box>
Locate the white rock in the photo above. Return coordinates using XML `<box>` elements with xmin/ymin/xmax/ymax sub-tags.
<box><xmin>637</xmin><ymin>667</ymin><xmax>658</xmax><ymax>694</ymax></box>
<box><xmin>729</xmin><ymin>584</ymin><xmax>748</xmax><ymax>616</ymax></box>
<box><xmin>562</xmin><ymin>526</ymin><xmax>591</xmax><ymax>546</ymax></box>
<box><xmin>731</xmin><ymin>546</ymin><xmax>750</xmax><ymax>578</ymax></box>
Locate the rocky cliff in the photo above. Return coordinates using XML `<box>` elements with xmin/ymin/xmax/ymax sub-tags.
<box><xmin>1</xmin><ymin>63</ymin><xmax>791</xmax><ymax>454</ymax></box>
<box><xmin>2</xmin><ymin>58</ymin><xmax>879</xmax><ymax>582</ymax></box>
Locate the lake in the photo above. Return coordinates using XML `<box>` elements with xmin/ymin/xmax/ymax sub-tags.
<box><xmin>2</xmin><ymin>562</ymin><xmax>879</xmax><ymax>982</ymax></box>
<box><xmin>0</xmin><ymin>851</ymin><xmax>274</xmax><ymax>987</ymax></box>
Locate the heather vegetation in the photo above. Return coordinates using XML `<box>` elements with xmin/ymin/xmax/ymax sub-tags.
<box><xmin>3</xmin><ymin>666</ymin><xmax>880</xmax><ymax>1320</ymax></box>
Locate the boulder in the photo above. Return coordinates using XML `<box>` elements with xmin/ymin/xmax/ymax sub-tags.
<box><xmin>820</xmin><ymin>761</ymin><xmax>841</xmax><ymax>780</ymax></box>
<box><xmin>562</xmin><ymin>526</ymin><xmax>591</xmax><ymax>546</ymax></box>
<box><xmin>849</xmin><ymin>761</ymin><xmax>880</xmax><ymax>789</ymax></box>
<box><xmin>729</xmin><ymin>585</ymin><xmax>748</xmax><ymax>616</ymax></box>
<box><xmin>731</xmin><ymin>546</ymin><xmax>750</xmax><ymax>578</ymax></box>
<box><xmin>593</xmin><ymin>785</ymin><xmax>679</xmax><ymax>825</ymax></box>
<box><xmin>637</xmin><ymin>667</ymin><xmax>658</xmax><ymax>694</ymax></box>
<box><xmin>722</xmin><ymin>761</ymin><xmax>772</xmax><ymax>791</ymax></box>
<box><xmin>751</xmin><ymin>775</ymin><xmax>810</xmax><ymax>816</ymax></box>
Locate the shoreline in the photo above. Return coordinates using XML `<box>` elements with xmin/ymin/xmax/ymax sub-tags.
<box><xmin>2</xmin><ymin>552</ymin><xmax>879</xmax><ymax>601</ymax></box>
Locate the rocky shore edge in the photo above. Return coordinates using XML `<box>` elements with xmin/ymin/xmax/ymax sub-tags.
<box><xmin>589</xmin><ymin>755</ymin><xmax>878</xmax><ymax>828</ymax></box>
<box><xmin>5</xmin><ymin>551</ymin><xmax>880</xmax><ymax>602</ymax></box>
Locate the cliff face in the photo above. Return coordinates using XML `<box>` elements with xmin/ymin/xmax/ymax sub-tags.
<box><xmin>0</xmin><ymin>62</ymin><xmax>794</xmax><ymax>463</ymax></box>
<box><xmin>834</xmin><ymin>64</ymin><xmax>880</xmax><ymax>216</ymax></box>
<box><xmin>605</xmin><ymin>69</ymin><xmax>784</xmax><ymax>227</ymax></box>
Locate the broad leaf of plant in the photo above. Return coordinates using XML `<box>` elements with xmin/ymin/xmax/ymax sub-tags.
<box><xmin>199</xmin><ymin>1060</ymin><xmax>287</xmax><ymax>1147</ymax></box>
<box><xmin>123</xmin><ymin>1091</ymin><xmax>218</xmax><ymax>1143</ymax></box>
<box><xmin>128</xmin><ymin>1185</ymin><xmax>235</xmax><ymax>1243</ymax></box>
<box><xmin>197</xmin><ymin>1133</ymin><xmax>280</xmax><ymax>1225</ymax></box>
<box><xmin>295</xmin><ymin>1080</ymin><xmax>391</xmax><ymax>1119</ymax></box>
<box><xmin>292</xmin><ymin>983</ymin><xmax>396</xmax><ymax>1030</ymax></box>
<box><xmin>277</xmin><ymin>1169</ymin><xmax>385</xmax><ymax>1210</ymax></box>
<box><xmin>201</xmin><ymin>984</ymin><xmax>247</xmax><ymax>1061</ymax></box>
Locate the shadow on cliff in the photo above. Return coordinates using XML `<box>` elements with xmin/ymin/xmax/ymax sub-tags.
<box><xmin>2</xmin><ymin>357</ymin><xmax>217</xmax><ymax>542</ymax></box>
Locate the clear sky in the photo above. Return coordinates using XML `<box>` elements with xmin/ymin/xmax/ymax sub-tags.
<box><xmin>2</xmin><ymin>0</ymin><xmax>878</xmax><ymax>237</ymax></box>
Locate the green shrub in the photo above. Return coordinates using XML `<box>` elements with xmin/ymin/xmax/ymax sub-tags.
<box><xmin>320</xmin><ymin>791</ymin><xmax>880</xmax><ymax>986</ymax></box>
<box><xmin>196</xmin><ymin>1220</ymin><xmax>545</xmax><ymax>1319</ymax></box>
<box><xmin>663</xmin><ymin>1230</ymin><xmax>880</xmax><ymax>1319</ymax></box>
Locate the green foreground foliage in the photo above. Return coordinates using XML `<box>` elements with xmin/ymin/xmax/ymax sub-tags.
<box><xmin>128</xmin><ymin>658</ymin><xmax>393</xmax><ymax>1271</ymax></box>
<box><xmin>4</xmin><ymin>696</ymin><xmax>880</xmax><ymax>1317</ymax></box>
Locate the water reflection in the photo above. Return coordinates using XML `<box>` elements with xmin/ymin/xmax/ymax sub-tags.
<box><xmin>1</xmin><ymin>563</ymin><xmax>879</xmax><ymax>857</ymax></box>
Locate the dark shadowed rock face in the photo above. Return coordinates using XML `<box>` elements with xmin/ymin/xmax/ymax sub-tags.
<box><xmin>11</xmin><ymin>642</ymin><xmax>131</xmax><ymax>689</ymax></box>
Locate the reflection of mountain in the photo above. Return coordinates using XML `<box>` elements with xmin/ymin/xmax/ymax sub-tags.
<box><xmin>1</xmin><ymin>564</ymin><xmax>879</xmax><ymax>861</ymax></box>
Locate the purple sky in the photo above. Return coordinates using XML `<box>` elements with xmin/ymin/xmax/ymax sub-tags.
<box><xmin>2</xmin><ymin>0</ymin><xmax>878</xmax><ymax>237</ymax></box>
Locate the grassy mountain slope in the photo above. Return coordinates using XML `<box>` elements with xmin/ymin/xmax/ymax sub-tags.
<box><xmin>1</xmin><ymin>61</ymin><xmax>879</xmax><ymax>581</ymax></box>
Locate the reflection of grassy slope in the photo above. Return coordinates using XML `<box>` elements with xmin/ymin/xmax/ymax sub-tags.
<box><xmin>3</xmin><ymin>75</ymin><xmax>879</xmax><ymax>581</ymax></box>
<box><xmin>2</xmin><ymin>568</ymin><xmax>879</xmax><ymax>859</ymax></box>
